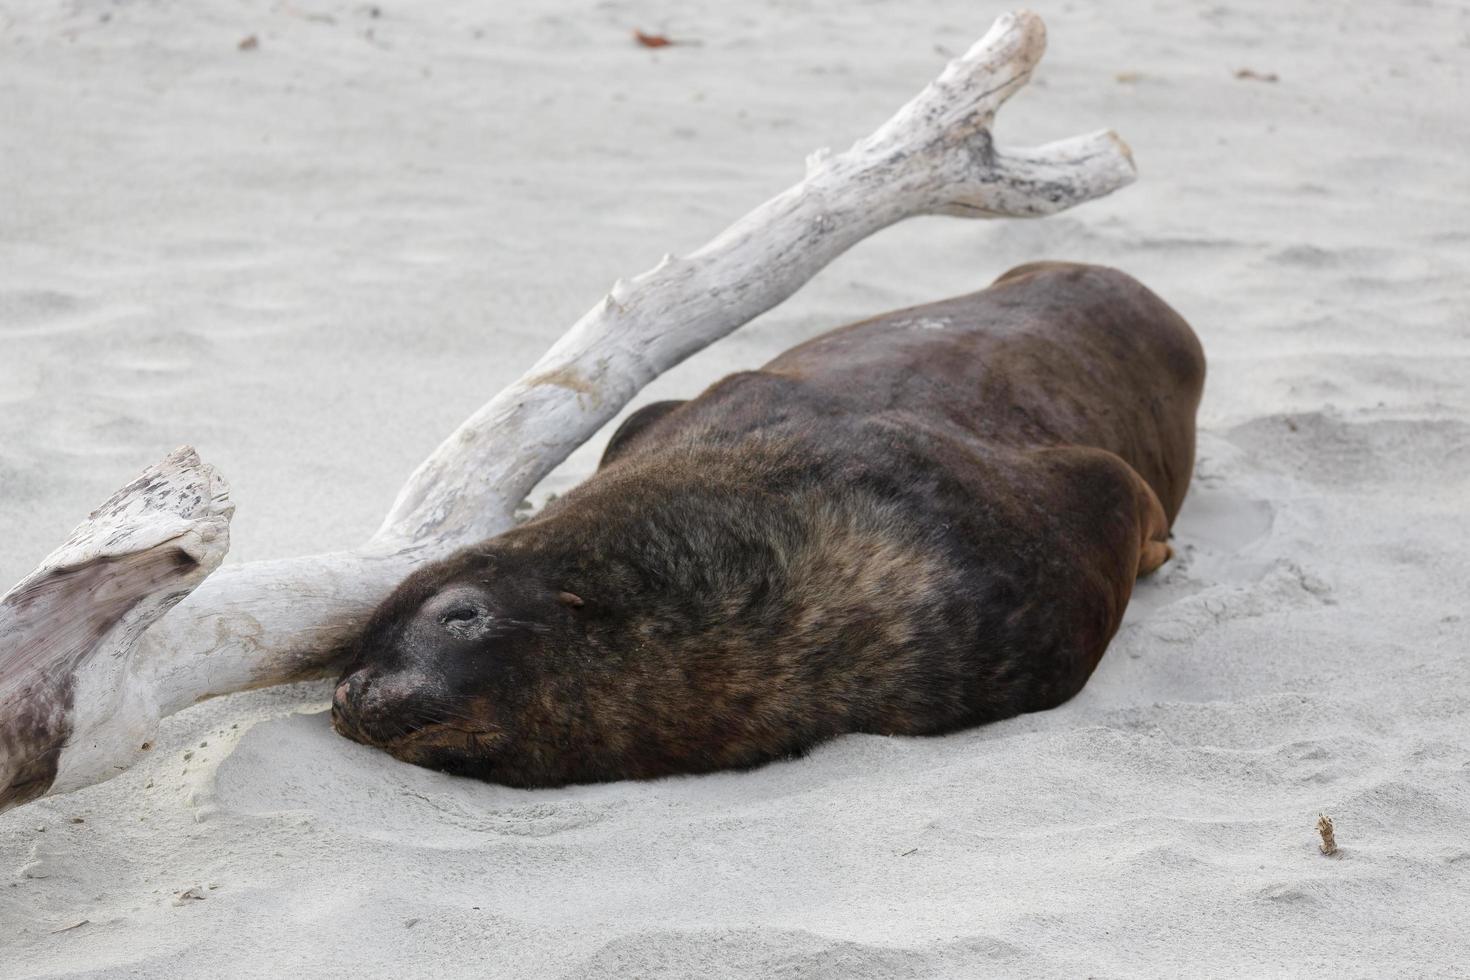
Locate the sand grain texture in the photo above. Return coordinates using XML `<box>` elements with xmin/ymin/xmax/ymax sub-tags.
<box><xmin>2</xmin><ymin>0</ymin><xmax>1468</xmax><ymax>977</ymax></box>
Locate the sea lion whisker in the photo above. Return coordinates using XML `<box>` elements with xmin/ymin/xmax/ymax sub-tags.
<box><xmin>398</xmin><ymin>699</ymin><xmax>486</xmax><ymax>724</ymax></box>
<box><xmin>389</xmin><ymin>721</ymin><xmax>500</xmax><ymax>751</ymax></box>
<box><xmin>415</xmin><ymin>712</ymin><xmax>486</xmax><ymax>730</ymax></box>
<box><xmin>490</xmin><ymin>618</ymin><xmax>551</xmax><ymax>635</ymax></box>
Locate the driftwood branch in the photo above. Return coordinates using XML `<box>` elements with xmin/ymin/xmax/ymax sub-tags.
<box><xmin>0</xmin><ymin>449</ymin><xmax>231</xmax><ymax>809</ymax></box>
<box><xmin>0</xmin><ymin>10</ymin><xmax>1135</xmax><ymax>812</ymax></box>
<box><xmin>379</xmin><ymin>11</ymin><xmax>1134</xmax><ymax>550</ymax></box>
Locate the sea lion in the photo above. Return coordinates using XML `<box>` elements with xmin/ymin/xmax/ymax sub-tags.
<box><xmin>331</xmin><ymin>262</ymin><xmax>1205</xmax><ymax>787</ymax></box>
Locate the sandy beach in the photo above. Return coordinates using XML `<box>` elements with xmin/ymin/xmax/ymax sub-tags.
<box><xmin>2</xmin><ymin>0</ymin><xmax>1468</xmax><ymax>975</ymax></box>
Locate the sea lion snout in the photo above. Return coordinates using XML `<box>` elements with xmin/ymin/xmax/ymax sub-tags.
<box><xmin>332</xmin><ymin>658</ymin><xmax>510</xmax><ymax>773</ymax></box>
<box><xmin>329</xmin><ymin>571</ymin><xmax>546</xmax><ymax>769</ymax></box>
<box><xmin>331</xmin><ymin>667</ymin><xmax>435</xmax><ymax>747</ymax></box>
<box><xmin>331</xmin><ymin>666</ymin><xmax>387</xmax><ymax>744</ymax></box>
<box><xmin>330</xmin><ymin>670</ymin><xmax>373</xmax><ymax>737</ymax></box>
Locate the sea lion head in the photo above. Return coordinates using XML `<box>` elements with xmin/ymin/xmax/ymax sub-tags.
<box><xmin>330</xmin><ymin>548</ymin><xmax>586</xmax><ymax>777</ymax></box>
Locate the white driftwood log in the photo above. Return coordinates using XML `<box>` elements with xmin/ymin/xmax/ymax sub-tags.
<box><xmin>0</xmin><ymin>449</ymin><xmax>232</xmax><ymax>809</ymax></box>
<box><xmin>0</xmin><ymin>11</ymin><xmax>1135</xmax><ymax>813</ymax></box>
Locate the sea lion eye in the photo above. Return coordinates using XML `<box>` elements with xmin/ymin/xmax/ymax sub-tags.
<box><xmin>424</xmin><ymin>585</ymin><xmax>500</xmax><ymax>639</ymax></box>
<box><xmin>436</xmin><ymin>602</ymin><xmax>492</xmax><ymax>638</ymax></box>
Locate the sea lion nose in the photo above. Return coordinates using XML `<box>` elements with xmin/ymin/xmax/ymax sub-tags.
<box><xmin>332</xmin><ymin>669</ymin><xmax>431</xmax><ymax>746</ymax></box>
<box><xmin>331</xmin><ymin>670</ymin><xmax>373</xmax><ymax>732</ymax></box>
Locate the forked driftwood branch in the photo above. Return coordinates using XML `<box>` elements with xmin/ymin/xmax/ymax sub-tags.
<box><xmin>0</xmin><ymin>11</ymin><xmax>1136</xmax><ymax>812</ymax></box>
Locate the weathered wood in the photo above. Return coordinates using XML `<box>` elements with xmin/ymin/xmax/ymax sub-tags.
<box><xmin>0</xmin><ymin>448</ymin><xmax>231</xmax><ymax>809</ymax></box>
<box><xmin>0</xmin><ymin>11</ymin><xmax>1136</xmax><ymax>812</ymax></box>
<box><xmin>378</xmin><ymin>11</ymin><xmax>1135</xmax><ymax>550</ymax></box>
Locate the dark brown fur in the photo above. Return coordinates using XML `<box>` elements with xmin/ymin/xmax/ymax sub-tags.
<box><xmin>332</xmin><ymin>263</ymin><xmax>1205</xmax><ymax>787</ymax></box>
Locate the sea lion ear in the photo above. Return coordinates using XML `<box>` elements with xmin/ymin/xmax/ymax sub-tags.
<box><xmin>556</xmin><ymin>591</ymin><xmax>585</xmax><ymax>609</ymax></box>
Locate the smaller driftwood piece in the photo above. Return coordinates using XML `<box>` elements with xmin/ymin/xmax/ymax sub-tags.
<box><xmin>0</xmin><ymin>449</ymin><xmax>232</xmax><ymax>809</ymax></box>
<box><xmin>0</xmin><ymin>11</ymin><xmax>1137</xmax><ymax>813</ymax></box>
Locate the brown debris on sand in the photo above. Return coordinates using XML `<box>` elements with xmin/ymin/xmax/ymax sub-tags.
<box><xmin>633</xmin><ymin>29</ymin><xmax>701</xmax><ymax>49</ymax></box>
<box><xmin>1317</xmin><ymin>814</ymin><xmax>1339</xmax><ymax>856</ymax></box>
<box><xmin>1235</xmin><ymin>67</ymin><xmax>1278</xmax><ymax>82</ymax></box>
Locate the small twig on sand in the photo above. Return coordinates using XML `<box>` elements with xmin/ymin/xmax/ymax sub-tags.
<box><xmin>1235</xmin><ymin>67</ymin><xmax>1279</xmax><ymax>83</ymax></box>
<box><xmin>1317</xmin><ymin>814</ymin><xmax>1339</xmax><ymax>856</ymax></box>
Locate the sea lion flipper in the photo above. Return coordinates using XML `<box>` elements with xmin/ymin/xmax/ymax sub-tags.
<box><xmin>1135</xmin><ymin>486</ymin><xmax>1173</xmax><ymax>578</ymax></box>
<box><xmin>599</xmin><ymin>400</ymin><xmax>688</xmax><ymax>468</ymax></box>
<box><xmin>1029</xmin><ymin>445</ymin><xmax>1173</xmax><ymax>583</ymax></box>
<box><xmin>1138</xmin><ymin>537</ymin><xmax>1173</xmax><ymax>577</ymax></box>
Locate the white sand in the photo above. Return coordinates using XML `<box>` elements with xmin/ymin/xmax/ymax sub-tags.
<box><xmin>3</xmin><ymin>0</ymin><xmax>1468</xmax><ymax>975</ymax></box>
